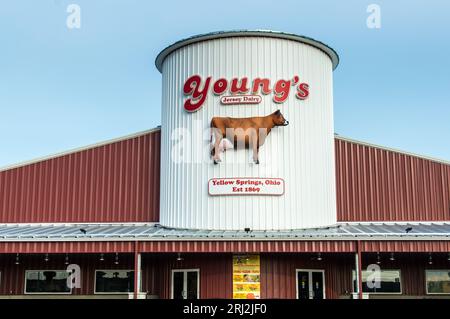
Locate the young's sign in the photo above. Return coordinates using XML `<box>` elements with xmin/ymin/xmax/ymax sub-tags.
<box><xmin>220</xmin><ymin>95</ymin><xmax>262</xmax><ymax>105</ymax></box>
<box><xmin>183</xmin><ymin>75</ymin><xmax>309</xmax><ymax>112</ymax></box>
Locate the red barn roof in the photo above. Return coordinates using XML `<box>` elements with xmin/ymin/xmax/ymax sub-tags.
<box><xmin>0</xmin><ymin>129</ymin><xmax>160</xmax><ymax>223</ymax></box>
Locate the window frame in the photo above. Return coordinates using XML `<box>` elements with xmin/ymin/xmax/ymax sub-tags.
<box><xmin>94</xmin><ymin>269</ymin><xmax>135</xmax><ymax>295</ymax></box>
<box><xmin>24</xmin><ymin>269</ymin><xmax>72</xmax><ymax>295</ymax></box>
<box><xmin>170</xmin><ymin>268</ymin><xmax>200</xmax><ymax>299</ymax></box>
<box><xmin>295</xmin><ymin>269</ymin><xmax>326</xmax><ymax>299</ymax></box>
<box><xmin>425</xmin><ymin>269</ymin><xmax>450</xmax><ymax>295</ymax></box>
<box><xmin>352</xmin><ymin>269</ymin><xmax>402</xmax><ymax>295</ymax></box>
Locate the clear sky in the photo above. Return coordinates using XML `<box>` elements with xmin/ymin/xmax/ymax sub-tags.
<box><xmin>0</xmin><ymin>0</ymin><xmax>449</xmax><ymax>167</ymax></box>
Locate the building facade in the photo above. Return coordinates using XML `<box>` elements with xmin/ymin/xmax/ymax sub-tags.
<box><xmin>0</xmin><ymin>31</ymin><xmax>449</xmax><ymax>299</ymax></box>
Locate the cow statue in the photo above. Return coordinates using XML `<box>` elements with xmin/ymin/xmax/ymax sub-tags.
<box><xmin>210</xmin><ymin>110</ymin><xmax>289</xmax><ymax>164</ymax></box>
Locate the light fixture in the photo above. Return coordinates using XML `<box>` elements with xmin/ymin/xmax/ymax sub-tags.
<box><xmin>64</xmin><ymin>254</ymin><xmax>69</xmax><ymax>265</ymax></box>
<box><xmin>44</xmin><ymin>253</ymin><xmax>49</xmax><ymax>262</ymax></box>
<box><xmin>99</xmin><ymin>253</ymin><xmax>105</xmax><ymax>262</ymax></box>
<box><xmin>428</xmin><ymin>253</ymin><xmax>433</xmax><ymax>265</ymax></box>
<box><xmin>447</xmin><ymin>253</ymin><xmax>450</xmax><ymax>261</ymax></box>
<box><xmin>389</xmin><ymin>252</ymin><xmax>395</xmax><ymax>261</ymax></box>
<box><xmin>376</xmin><ymin>252</ymin><xmax>381</xmax><ymax>265</ymax></box>
<box><xmin>316</xmin><ymin>253</ymin><xmax>322</xmax><ymax>261</ymax></box>
<box><xmin>15</xmin><ymin>253</ymin><xmax>20</xmax><ymax>265</ymax></box>
<box><xmin>114</xmin><ymin>253</ymin><xmax>119</xmax><ymax>265</ymax></box>
<box><xmin>176</xmin><ymin>253</ymin><xmax>184</xmax><ymax>261</ymax></box>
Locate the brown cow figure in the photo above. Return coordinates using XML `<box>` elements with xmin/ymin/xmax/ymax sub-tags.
<box><xmin>210</xmin><ymin>110</ymin><xmax>289</xmax><ymax>164</ymax></box>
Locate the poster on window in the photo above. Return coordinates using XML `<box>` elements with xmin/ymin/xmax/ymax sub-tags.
<box><xmin>232</xmin><ymin>254</ymin><xmax>260</xmax><ymax>299</ymax></box>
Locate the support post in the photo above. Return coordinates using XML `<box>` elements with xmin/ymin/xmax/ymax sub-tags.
<box><xmin>134</xmin><ymin>241</ymin><xmax>141</xmax><ymax>299</ymax></box>
<box><xmin>355</xmin><ymin>240</ymin><xmax>363</xmax><ymax>299</ymax></box>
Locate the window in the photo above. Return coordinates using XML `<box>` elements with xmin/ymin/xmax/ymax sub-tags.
<box><xmin>25</xmin><ymin>270</ymin><xmax>71</xmax><ymax>294</ymax></box>
<box><xmin>296</xmin><ymin>269</ymin><xmax>326</xmax><ymax>299</ymax></box>
<box><xmin>171</xmin><ymin>269</ymin><xmax>200</xmax><ymax>299</ymax></box>
<box><xmin>352</xmin><ymin>270</ymin><xmax>402</xmax><ymax>294</ymax></box>
<box><xmin>95</xmin><ymin>270</ymin><xmax>134</xmax><ymax>294</ymax></box>
<box><xmin>426</xmin><ymin>270</ymin><xmax>450</xmax><ymax>294</ymax></box>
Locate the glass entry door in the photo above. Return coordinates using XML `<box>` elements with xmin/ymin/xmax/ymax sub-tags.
<box><xmin>171</xmin><ymin>269</ymin><xmax>199</xmax><ymax>299</ymax></box>
<box><xmin>296</xmin><ymin>270</ymin><xmax>325</xmax><ymax>299</ymax></box>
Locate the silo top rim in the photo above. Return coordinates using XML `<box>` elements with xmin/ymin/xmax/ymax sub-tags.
<box><xmin>155</xmin><ymin>30</ymin><xmax>339</xmax><ymax>72</ymax></box>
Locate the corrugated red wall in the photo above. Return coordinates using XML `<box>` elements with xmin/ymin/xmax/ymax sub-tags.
<box><xmin>260</xmin><ymin>253</ymin><xmax>354</xmax><ymax>299</ymax></box>
<box><xmin>0</xmin><ymin>129</ymin><xmax>449</xmax><ymax>224</ymax></box>
<box><xmin>141</xmin><ymin>253</ymin><xmax>233</xmax><ymax>299</ymax></box>
<box><xmin>0</xmin><ymin>130</ymin><xmax>160</xmax><ymax>223</ymax></box>
<box><xmin>0</xmin><ymin>240</ymin><xmax>358</xmax><ymax>254</ymax></box>
<box><xmin>1</xmin><ymin>252</ymin><xmax>448</xmax><ymax>298</ymax></box>
<box><xmin>362</xmin><ymin>252</ymin><xmax>450</xmax><ymax>296</ymax></box>
<box><xmin>4</xmin><ymin>240</ymin><xmax>450</xmax><ymax>254</ymax></box>
<box><xmin>0</xmin><ymin>253</ymin><xmax>134</xmax><ymax>295</ymax></box>
<box><xmin>0</xmin><ymin>253</ymin><xmax>232</xmax><ymax>298</ymax></box>
<box><xmin>335</xmin><ymin>137</ymin><xmax>450</xmax><ymax>221</ymax></box>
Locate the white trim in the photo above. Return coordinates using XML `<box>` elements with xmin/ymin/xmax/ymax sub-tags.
<box><xmin>352</xmin><ymin>269</ymin><xmax>403</xmax><ymax>295</ymax></box>
<box><xmin>24</xmin><ymin>270</ymin><xmax>72</xmax><ymax>295</ymax></box>
<box><xmin>335</xmin><ymin>135</ymin><xmax>450</xmax><ymax>166</ymax></box>
<box><xmin>425</xmin><ymin>269</ymin><xmax>450</xmax><ymax>295</ymax></box>
<box><xmin>0</xmin><ymin>127</ymin><xmax>161</xmax><ymax>173</ymax></box>
<box><xmin>171</xmin><ymin>269</ymin><xmax>200</xmax><ymax>299</ymax></box>
<box><xmin>93</xmin><ymin>269</ymin><xmax>135</xmax><ymax>295</ymax></box>
<box><xmin>295</xmin><ymin>269</ymin><xmax>326</xmax><ymax>299</ymax></box>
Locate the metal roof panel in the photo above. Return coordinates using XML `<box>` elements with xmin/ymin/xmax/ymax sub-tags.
<box><xmin>0</xmin><ymin>222</ymin><xmax>449</xmax><ymax>241</ymax></box>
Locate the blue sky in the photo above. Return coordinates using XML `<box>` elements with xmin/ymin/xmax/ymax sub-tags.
<box><xmin>0</xmin><ymin>0</ymin><xmax>449</xmax><ymax>167</ymax></box>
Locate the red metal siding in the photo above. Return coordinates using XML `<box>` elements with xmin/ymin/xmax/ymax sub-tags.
<box><xmin>0</xmin><ymin>130</ymin><xmax>160</xmax><ymax>223</ymax></box>
<box><xmin>260</xmin><ymin>253</ymin><xmax>354</xmax><ymax>299</ymax></box>
<box><xmin>335</xmin><ymin>138</ymin><xmax>450</xmax><ymax>221</ymax></box>
<box><xmin>0</xmin><ymin>241</ymin><xmax>136</xmax><ymax>254</ymax></box>
<box><xmin>0</xmin><ymin>253</ymin><xmax>351</xmax><ymax>298</ymax></box>
<box><xmin>0</xmin><ymin>253</ymin><xmax>232</xmax><ymax>298</ymax></box>
<box><xmin>138</xmin><ymin>240</ymin><xmax>357</xmax><ymax>253</ymax></box>
<box><xmin>361</xmin><ymin>241</ymin><xmax>450</xmax><ymax>253</ymax></box>
<box><xmin>362</xmin><ymin>252</ymin><xmax>450</xmax><ymax>296</ymax></box>
<box><xmin>261</xmin><ymin>252</ymin><xmax>450</xmax><ymax>299</ymax></box>
<box><xmin>141</xmin><ymin>253</ymin><xmax>232</xmax><ymax>299</ymax></box>
<box><xmin>0</xmin><ymin>252</ymin><xmax>448</xmax><ymax>298</ymax></box>
<box><xmin>0</xmin><ymin>253</ymin><xmax>134</xmax><ymax>295</ymax></box>
<box><xmin>3</xmin><ymin>240</ymin><xmax>450</xmax><ymax>254</ymax></box>
<box><xmin>0</xmin><ymin>240</ymin><xmax>357</xmax><ymax>254</ymax></box>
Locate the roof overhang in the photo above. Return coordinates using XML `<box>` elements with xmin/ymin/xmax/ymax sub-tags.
<box><xmin>0</xmin><ymin>222</ymin><xmax>449</xmax><ymax>242</ymax></box>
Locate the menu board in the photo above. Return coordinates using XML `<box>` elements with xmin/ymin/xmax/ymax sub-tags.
<box><xmin>232</xmin><ymin>254</ymin><xmax>261</xmax><ymax>299</ymax></box>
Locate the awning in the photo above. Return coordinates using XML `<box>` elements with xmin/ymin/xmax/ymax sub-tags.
<box><xmin>0</xmin><ymin>222</ymin><xmax>448</xmax><ymax>241</ymax></box>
